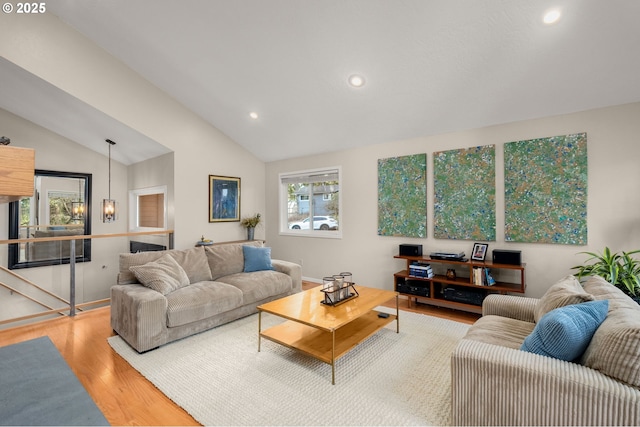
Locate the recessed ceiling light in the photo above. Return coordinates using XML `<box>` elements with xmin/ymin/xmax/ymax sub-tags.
<box><xmin>543</xmin><ymin>9</ymin><xmax>561</xmax><ymax>24</ymax></box>
<box><xmin>249</xmin><ymin>112</ymin><xmax>259</xmax><ymax>119</ymax></box>
<box><xmin>348</xmin><ymin>74</ymin><xmax>365</xmax><ymax>88</ymax></box>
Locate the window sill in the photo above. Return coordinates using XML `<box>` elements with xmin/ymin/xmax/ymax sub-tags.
<box><xmin>279</xmin><ymin>230</ymin><xmax>342</xmax><ymax>239</ymax></box>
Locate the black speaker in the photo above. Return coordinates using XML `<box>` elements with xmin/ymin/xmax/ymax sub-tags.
<box><xmin>399</xmin><ymin>244</ymin><xmax>423</xmax><ymax>256</ymax></box>
<box><xmin>492</xmin><ymin>249</ymin><xmax>522</xmax><ymax>265</ymax></box>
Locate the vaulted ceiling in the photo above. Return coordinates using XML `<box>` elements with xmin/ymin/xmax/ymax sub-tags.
<box><xmin>2</xmin><ymin>1</ymin><xmax>640</xmax><ymax>163</ymax></box>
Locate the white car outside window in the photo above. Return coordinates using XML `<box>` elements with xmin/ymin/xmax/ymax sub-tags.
<box><xmin>289</xmin><ymin>216</ymin><xmax>338</xmax><ymax>230</ymax></box>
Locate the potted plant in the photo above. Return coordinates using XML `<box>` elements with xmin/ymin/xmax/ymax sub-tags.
<box><xmin>572</xmin><ymin>247</ymin><xmax>640</xmax><ymax>303</ymax></box>
<box><xmin>240</xmin><ymin>213</ymin><xmax>261</xmax><ymax>240</ymax></box>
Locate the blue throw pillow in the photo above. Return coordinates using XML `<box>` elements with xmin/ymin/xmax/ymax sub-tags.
<box><xmin>243</xmin><ymin>245</ymin><xmax>275</xmax><ymax>272</ymax></box>
<box><xmin>521</xmin><ymin>299</ymin><xmax>609</xmax><ymax>361</ymax></box>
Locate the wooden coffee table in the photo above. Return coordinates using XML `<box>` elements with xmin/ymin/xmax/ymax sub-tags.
<box><xmin>257</xmin><ymin>285</ymin><xmax>398</xmax><ymax>384</ymax></box>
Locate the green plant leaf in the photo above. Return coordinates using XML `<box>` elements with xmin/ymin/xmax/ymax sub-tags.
<box><xmin>574</xmin><ymin>247</ymin><xmax>640</xmax><ymax>297</ymax></box>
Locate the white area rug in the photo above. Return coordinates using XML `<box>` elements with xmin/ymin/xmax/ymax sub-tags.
<box><xmin>108</xmin><ymin>307</ymin><xmax>470</xmax><ymax>426</ymax></box>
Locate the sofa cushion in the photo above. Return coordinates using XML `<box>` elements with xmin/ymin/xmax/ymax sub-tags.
<box><xmin>165</xmin><ymin>246</ymin><xmax>212</xmax><ymax>283</ymax></box>
<box><xmin>119</xmin><ymin>246</ymin><xmax>212</xmax><ymax>285</ymax></box>
<box><xmin>216</xmin><ymin>270</ymin><xmax>292</xmax><ymax>305</ymax></box>
<box><xmin>243</xmin><ymin>245</ymin><xmax>275</xmax><ymax>272</ymax></box>
<box><xmin>165</xmin><ymin>281</ymin><xmax>244</xmax><ymax>327</ymax></box>
<box><xmin>205</xmin><ymin>240</ymin><xmax>264</xmax><ymax>280</ymax></box>
<box><xmin>119</xmin><ymin>251</ymin><xmax>164</xmax><ymax>284</ymax></box>
<box><xmin>521</xmin><ymin>300</ymin><xmax>609</xmax><ymax>361</ymax></box>
<box><xmin>462</xmin><ymin>315</ymin><xmax>535</xmax><ymax>349</ymax></box>
<box><xmin>129</xmin><ymin>254</ymin><xmax>190</xmax><ymax>296</ymax></box>
<box><xmin>534</xmin><ymin>275</ymin><xmax>594</xmax><ymax>322</ymax></box>
<box><xmin>580</xmin><ymin>275</ymin><xmax>640</xmax><ymax>388</ymax></box>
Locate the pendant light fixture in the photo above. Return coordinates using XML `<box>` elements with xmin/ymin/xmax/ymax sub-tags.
<box><xmin>102</xmin><ymin>139</ymin><xmax>117</xmax><ymax>222</ymax></box>
<box><xmin>71</xmin><ymin>178</ymin><xmax>84</xmax><ymax>221</ymax></box>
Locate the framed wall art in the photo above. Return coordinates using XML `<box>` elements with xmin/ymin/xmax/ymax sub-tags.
<box><xmin>471</xmin><ymin>243</ymin><xmax>488</xmax><ymax>261</ymax></box>
<box><xmin>209</xmin><ymin>175</ymin><xmax>240</xmax><ymax>222</ymax></box>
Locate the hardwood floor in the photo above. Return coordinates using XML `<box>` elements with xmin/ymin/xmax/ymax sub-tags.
<box><xmin>0</xmin><ymin>281</ymin><xmax>479</xmax><ymax>426</ymax></box>
<box><xmin>0</xmin><ymin>307</ymin><xmax>198</xmax><ymax>426</ymax></box>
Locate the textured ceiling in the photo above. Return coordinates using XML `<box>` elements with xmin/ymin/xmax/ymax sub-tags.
<box><xmin>5</xmin><ymin>1</ymin><xmax>640</xmax><ymax>163</ymax></box>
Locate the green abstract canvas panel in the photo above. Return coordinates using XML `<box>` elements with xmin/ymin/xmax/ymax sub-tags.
<box><xmin>504</xmin><ymin>133</ymin><xmax>587</xmax><ymax>245</ymax></box>
<box><xmin>433</xmin><ymin>145</ymin><xmax>496</xmax><ymax>241</ymax></box>
<box><xmin>378</xmin><ymin>154</ymin><xmax>427</xmax><ymax>237</ymax></box>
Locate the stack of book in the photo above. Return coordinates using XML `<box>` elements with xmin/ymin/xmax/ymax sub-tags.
<box><xmin>409</xmin><ymin>261</ymin><xmax>434</xmax><ymax>278</ymax></box>
<box><xmin>473</xmin><ymin>267</ymin><xmax>496</xmax><ymax>286</ymax></box>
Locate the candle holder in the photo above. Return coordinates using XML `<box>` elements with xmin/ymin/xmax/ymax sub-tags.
<box><xmin>320</xmin><ymin>273</ymin><xmax>359</xmax><ymax>306</ymax></box>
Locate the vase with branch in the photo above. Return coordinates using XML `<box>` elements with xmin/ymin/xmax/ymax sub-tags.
<box><xmin>240</xmin><ymin>213</ymin><xmax>261</xmax><ymax>240</ymax></box>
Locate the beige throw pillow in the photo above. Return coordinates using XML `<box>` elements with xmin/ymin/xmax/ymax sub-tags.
<box><xmin>580</xmin><ymin>275</ymin><xmax>640</xmax><ymax>388</ymax></box>
<box><xmin>119</xmin><ymin>246</ymin><xmax>212</xmax><ymax>285</ymax></box>
<box><xmin>129</xmin><ymin>253</ymin><xmax>190</xmax><ymax>295</ymax></box>
<box><xmin>534</xmin><ymin>275</ymin><xmax>594</xmax><ymax>322</ymax></box>
<box><xmin>119</xmin><ymin>251</ymin><xmax>165</xmax><ymax>284</ymax></box>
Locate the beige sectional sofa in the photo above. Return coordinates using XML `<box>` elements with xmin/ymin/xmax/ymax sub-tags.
<box><xmin>451</xmin><ymin>275</ymin><xmax>640</xmax><ymax>426</ymax></box>
<box><xmin>110</xmin><ymin>240</ymin><xmax>301</xmax><ymax>352</ymax></box>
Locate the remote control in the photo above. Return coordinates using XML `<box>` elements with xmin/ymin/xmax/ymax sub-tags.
<box><xmin>378</xmin><ymin>312</ymin><xmax>390</xmax><ymax>318</ymax></box>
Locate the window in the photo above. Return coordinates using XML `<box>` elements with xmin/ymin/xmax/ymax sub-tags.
<box><xmin>129</xmin><ymin>186</ymin><xmax>168</xmax><ymax>231</ymax></box>
<box><xmin>138</xmin><ymin>194</ymin><xmax>164</xmax><ymax>228</ymax></box>
<box><xmin>280</xmin><ymin>167</ymin><xmax>341</xmax><ymax>237</ymax></box>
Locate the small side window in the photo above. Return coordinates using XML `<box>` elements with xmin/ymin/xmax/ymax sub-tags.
<box><xmin>129</xmin><ymin>185</ymin><xmax>168</xmax><ymax>231</ymax></box>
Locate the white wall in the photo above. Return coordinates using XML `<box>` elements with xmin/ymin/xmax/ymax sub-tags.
<box><xmin>0</xmin><ymin>12</ymin><xmax>266</xmax><ymax>323</ymax></box>
<box><xmin>0</xmin><ymin>108</ymin><xmax>130</xmax><ymax>318</ymax></box>
<box><xmin>2</xmin><ymin>11</ymin><xmax>639</xmax><ymax>305</ymax></box>
<box><xmin>128</xmin><ymin>152</ymin><xmax>175</xmax><ymax>228</ymax></box>
<box><xmin>0</xmin><ymin>11</ymin><xmax>266</xmax><ymax>247</ymax></box>
<box><xmin>265</xmin><ymin>102</ymin><xmax>640</xmax><ymax>298</ymax></box>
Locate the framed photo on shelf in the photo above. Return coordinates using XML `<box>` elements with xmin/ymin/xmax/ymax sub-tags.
<box><xmin>209</xmin><ymin>175</ymin><xmax>240</xmax><ymax>222</ymax></box>
<box><xmin>471</xmin><ymin>243</ymin><xmax>489</xmax><ymax>261</ymax></box>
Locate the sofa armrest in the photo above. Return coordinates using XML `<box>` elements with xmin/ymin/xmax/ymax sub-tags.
<box><xmin>110</xmin><ymin>284</ymin><xmax>168</xmax><ymax>353</ymax></box>
<box><xmin>271</xmin><ymin>259</ymin><xmax>302</xmax><ymax>293</ymax></box>
<box><xmin>451</xmin><ymin>339</ymin><xmax>640</xmax><ymax>426</ymax></box>
<box><xmin>482</xmin><ymin>294</ymin><xmax>538</xmax><ymax>323</ymax></box>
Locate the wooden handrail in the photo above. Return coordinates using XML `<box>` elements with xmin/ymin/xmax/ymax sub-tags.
<box><xmin>0</xmin><ymin>231</ymin><xmax>173</xmax><ymax>328</ymax></box>
<box><xmin>0</xmin><ymin>265</ymin><xmax>72</xmax><ymax>306</ymax></box>
<box><xmin>0</xmin><ymin>299</ymin><xmax>109</xmax><ymax>326</ymax></box>
<box><xmin>0</xmin><ymin>229</ymin><xmax>175</xmax><ymax>245</ymax></box>
<box><xmin>0</xmin><ymin>280</ymin><xmax>58</xmax><ymax>311</ymax></box>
